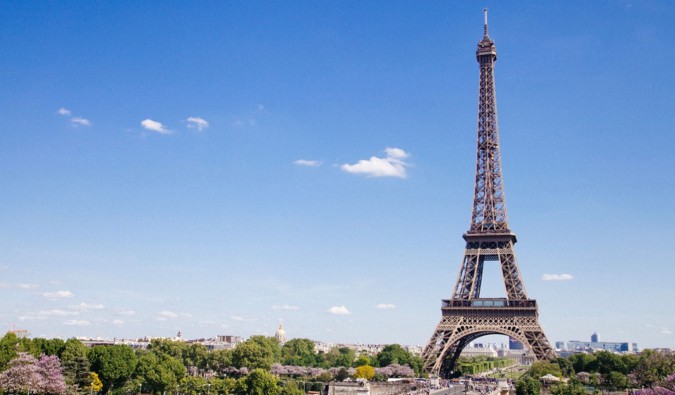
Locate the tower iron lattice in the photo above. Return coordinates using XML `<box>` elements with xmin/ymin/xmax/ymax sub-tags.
<box><xmin>421</xmin><ymin>10</ymin><xmax>556</xmax><ymax>377</ymax></box>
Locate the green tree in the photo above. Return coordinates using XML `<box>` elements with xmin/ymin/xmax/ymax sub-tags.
<box><xmin>281</xmin><ymin>339</ymin><xmax>318</xmax><ymax>367</ymax></box>
<box><xmin>568</xmin><ymin>353</ymin><xmax>597</xmax><ymax>374</ymax></box>
<box><xmin>556</xmin><ymin>357</ymin><xmax>574</xmax><ymax>377</ymax></box>
<box><xmin>354</xmin><ymin>354</ymin><xmax>371</xmax><ymax>367</ymax></box>
<box><xmin>595</xmin><ymin>351</ymin><xmax>627</xmax><ymax>375</ymax></box>
<box><xmin>376</xmin><ymin>344</ymin><xmax>410</xmax><ymax>367</ymax></box>
<box><xmin>208</xmin><ymin>349</ymin><xmax>233</xmax><ymax>371</ymax></box>
<box><xmin>60</xmin><ymin>338</ymin><xmax>91</xmax><ymax>390</ymax></box>
<box><xmin>550</xmin><ymin>382</ymin><xmax>587</xmax><ymax>395</ymax></box>
<box><xmin>354</xmin><ymin>365</ymin><xmax>375</xmax><ymax>380</ymax></box>
<box><xmin>515</xmin><ymin>376</ymin><xmax>541</xmax><ymax>395</ymax></box>
<box><xmin>528</xmin><ymin>360</ymin><xmax>563</xmax><ymax>378</ymax></box>
<box><xmin>324</xmin><ymin>347</ymin><xmax>356</xmax><ymax>368</ymax></box>
<box><xmin>135</xmin><ymin>350</ymin><xmax>187</xmax><ymax>393</ymax></box>
<box><xmin>280</xmin><ymin>380</ymin><xmax>305</xmax><ymax>395</ymax></box>
<box><xmin>335</xmin><ymin>367</ymin><xmax>350</xmax><ymax>381</ymax></box>
<box><xmin>32</xmin><ymin>337</ymin><xmax>66</xmax><ymax>357</ymax></box>
<box><xmin>232</xmin><ymin>337</ymin><xmax>280</xmax><ymax>370</ymax></box>
<box><xmin>88</xmin><ymin>345</ymin><xmax>138</xmax><ymax>392</ymax></box>
<box><xmin>234</xmin><ymin>368</ymin><xmax>280</xmax><ymax>395</ymax></box>
<box><xmin>606</xmin><ymin>371</ymin><xmax>628</xmax><ymax>391</ymax></box>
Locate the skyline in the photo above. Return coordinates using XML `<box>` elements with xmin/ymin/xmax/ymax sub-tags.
<box><xmin>1</xmin><ymin>1</ymin><xmax>674</xmax><ymax>349</ymax></box>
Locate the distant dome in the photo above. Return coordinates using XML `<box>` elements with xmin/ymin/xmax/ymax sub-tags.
<box><xmin>275</xmin><ymin>323</ymin><xmax>287</xmax><ymax>344</ymax></box>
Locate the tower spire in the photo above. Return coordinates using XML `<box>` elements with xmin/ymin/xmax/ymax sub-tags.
<box><xmin>483</xmin><ymin>8</ymin><xmax>489</xmax><ymax>37</ymax></box>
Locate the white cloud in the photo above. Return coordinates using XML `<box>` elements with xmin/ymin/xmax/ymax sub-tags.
<box><xmin>542</xmin><ymin>274</ymin><xmax>574</xmax><ymax>281</ymax></box>
<box><xmin>156</xmin><ymin>310</ymin><xmax>191</xmax><ymax>321</ymax></box>
<box><xmin>341</xmin><ymin>147</ymin><xmax>411</xmax><ymax>178</ymax></box>
<box><xmin>327</xmin><ymin>306</ymin><xmax>351</xmax><ymax>315</ymax></box>
<box><xmin>64</xmin><ymin>320</ymin><xmax>90</xmax><ymax>326</ymax></box>
<box><xmin>141</xmin><ymin>119</ymin><xmax>171</xmax><ymax>134</ymax></box>
<box><xmin>272</xmin><ymin>305</ymin><xmax>300</xmax><ymax>311</ymax></box>
<box><xmin>375</xmin><ymin>303</ymin><xmax>396</xmax><ymax>310</ymax></box>
<box><xmin>16</xmin><ymin>283</ymin><xmax>39</xmax><ymax>289</ymax></box>
<box><xmin>71</xmin><ymin>117</ymin><xmax>92</xmax><ymax>127</ymax></box>
<box><xmin>112</xmin><ymin>319</ymin><xmax>125</xmax><ymax>325</ymax></box>
<box><xmin>38</xmin><ymin>309</ymin><xmax>80</xmax><ymax>317</ymax></box>
<box><xmin>661</xmin><ymin>327</ymin><xmax>673</xmax><ymax>335</ymax></box>
<box><xmin>231</xmin><ymin>315</ymin><xmax>257</xmax><ymax>322</ymax></box>
<box><xmin>115</xmin><ymin>309</ymin><xmax>136</xmax><ymax>316</ymax></box>
<box><xmin>43</xmin><ymin>290</ymin><xmax>74</xmax><ymax>298</ymax></box>
<box><xmin>70</xmin><ymin>303</ymin><xmax>105</xmax><ymax>311</ymax></box>
<box><xmin>19</xmin><ymin>315</ymin><xmax>46</xmax><ymax>321</ymax></box>
<box><xmin>157</xmin><ymin>310</ymin><xmax>178</xmax><ymax>320</ymax></box>
<box><xmin>186</xmin><ymin>116</ymin><xmax>209</xmax><ymax>131</ymax></box>
<box><xmin>57</xmin><ymin>107</ymin><xmax>71</xmax><ymax>116</ymax></box>
<box><xmin>294</xmin><ymin>159</ymin><xmax>322</xmax><ymax>167</ymax></box>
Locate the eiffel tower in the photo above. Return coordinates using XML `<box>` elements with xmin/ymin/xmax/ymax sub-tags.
<box><xmin>421</xmin><ymin>10</ymin><xmax>556</xmax><ymax>377</ymax></box>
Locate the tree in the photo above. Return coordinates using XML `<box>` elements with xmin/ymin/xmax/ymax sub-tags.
<box><xmin>208</xmin><ymin>349</ymin><xmax>233</xmax><ymax>372</ymax></box>
<box><xmin>550</xmin><ymin>382</ymin><xmax>587</xmax><ymax>395</ymax></box>
<box><xmin>556</xmin><ymin>357</ymin><xmax>574</xmax><ymax>377</ymax></box>
<box><xmin>88</xmin><ymin>372</ymin><xmax>103</xmax><ymax>392</ymax></box>
<box><xmin>280</xmin><ymin>380</ymin><xmax>305</xmax><ymax>395</ymax></box>
<box><xmin>376</xmin><ymin>344</ymin><xmax>410</xmax><ymax>367</ymax></box>
<box><xmin>0</xmin><ymin>332</ymin><xmax>21</xmax><ymax>369</ymax></box>
<box><xmin>568</xmin><ymin>353</ymin><xmax>597</xmax><ymax>374</ymax></box>
<box><xmin>281</xmin><ymin>339</ymin><xmax>318</xmax><ymax>367</ymax></box>
<box><xmin>335</xmin><ymin>367</ymin><xmax>350</xmax><ymax>381</ymax></box>
<box><xmin>515</xmin><ymin>376</ymin><xmax>541</xmax><ymax>395</ymax></box>
<box><xmin>135</xmin><ymin>350</ymin><xmax>186</xmax><ymax>393</ymax></box>
<box><xmin>606</xmin><ymin>371</ymin><xmax>629</xmax><ymax>391</ymax></box>
<box><xmin>528</xmin><ymin>360</ymin><xmax>563</xmax><ymax>378</ymax></box>
<box><xmin>88</xmin><ymin>345</ymin><xmax>138</xmax><ymax>392</ymax></box>
<box><xmin>32</xmin><ymin>338</ymin><xmax>66</xmax><ymax>358</ymax></box>
<box><xmin>234</xmin><ymin>368</ymin><xmax>280</xmax><ymax>395</ymax></box>
<box><xmin>354</xmin><ymin>365</ymin><xmax>375</xmax><ymax>380</ymax></box>
<box><xmin>37</xmin><ymin>354</ymin><xmax>67</xmax><ymax>395</ymax></box>
<box><xmin>354</xmin><ymin>354</ymin><xmax>371</xmax><ymax>367</ymax></box>
<box><xmin>0</xmin><ymin>352</ymin><xmax>43</xmax><ymax>393</ymax></box>
<box><xmin>324</xmin><ymin>347</ymin><xmax>356</xmax><ymax>368</ymax></box>
<box><xmin>233</xmin><ymin>338</ymin><xmax>280</xmax><ymax>370</ymax></box>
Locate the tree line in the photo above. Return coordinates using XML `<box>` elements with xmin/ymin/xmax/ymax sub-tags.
<box><xmin>515</xmin><ymin>350</ymin><xmax>675</xmax><ymax>395</ymax></box>
<box><xmin>0</xmin><ymin>332</ymin><xmax>424</xmax><ymax>395</ymax></box>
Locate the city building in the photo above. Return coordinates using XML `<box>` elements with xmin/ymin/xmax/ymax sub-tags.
<box><xmin>558</xmin><ymin>333</ymin><xmax>637</xmax><ymax>353</ymax></box>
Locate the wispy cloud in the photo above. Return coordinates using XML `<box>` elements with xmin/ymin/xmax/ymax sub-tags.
<box><xmin>112</xmin><ymin>319</ymin><xmax>125</xmax><ymax>325</ymax></box>
<box><xmin>156</xmin><ymin>310</ymin><xmax>191</xmax><ymax>321</ymax></box>
<box><xmin>115</xmin><ymin>308</ymin><xmax>136</xmax><ymax>316</ymax></box>
<box><xmin>43</xmin><ymin>290</ymin><xmax>74</xmax><ymax>299</ymax></box>
<box><xmin>57</xmin><ymin>108</ymin><xmax>92</xmax><ymax>127</ymax></box>
<box><xmin>327</xmin><ymin>306</ymin><xmax>351</xmax><ymax>315</ymax></box>
<box><xmin>542</xmin><ymin>274</ymin><xmax>574</xmax><ymax>281</ymax></box>
<box><xmin>662</xmin><ymin>327</ymin><xmax>672</xmax><ymax>335</ymax></box>
<box><xmin>70</xmin><ymin>302</ymin><xmax>105</xmax><ymax>311</ymax></box>
<box><xmin>186</xmin><ymin>116</ymin><xmax>209</xmax><ymax>131</ymax></box>
<box><xmin>71</xmin><ymin>117</ymin><xmax>92</xmax><ymax>127</ymax></box>
<box><xmin>64</xmin><ymin>320</ymin><xmax>90</xmax><ymax>326</ymax></box>
<box><xmin>141</xmin><ymin>119</ymin><xmax>171</xmax><ymax>134</ymax></box>
<box><xmin>231</xmin><ymin>315</ymin><xmax>257</xmax><ymax>322</ymax></box>
<box><xmin>294</xmin><ymin>159</ymin><xmax>322</xmax><ymax>167</ymax></box>
<box><xmin>16</xmin><ymin>283</ymin><xmax>39</xmax><ymax>289</ymax></box>
<box><xmin>38</xmin><ymin>309</ymin><xmax>79</xmax><ymax>317</ymax></box>
<box><xmin>375</xmin><ymin>303</ymin><xmax>396</xmax><ymax>310</ymax></box>
<box><xmin>272</xmin><ymin>305</ymin><xmax>300</xmax><ymax>311</ymax></box>
<box><xmin>341</xmin><ymin>147</ymin><xmax>411</xmax><ymax>178</ymax></box>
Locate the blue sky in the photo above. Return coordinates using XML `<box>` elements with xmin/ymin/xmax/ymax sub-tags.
<box><xmin>1</xmin><ymin>1</ymin><xmax>674</xmax><ymax>350</ymax></box>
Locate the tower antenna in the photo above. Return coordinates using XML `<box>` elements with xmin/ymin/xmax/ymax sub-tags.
<box><xmin>483</xmin><ymin>8</ymin><xmax>489</xmax><ymax>37</ymax></box>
